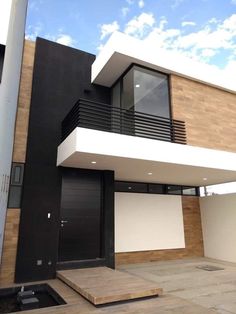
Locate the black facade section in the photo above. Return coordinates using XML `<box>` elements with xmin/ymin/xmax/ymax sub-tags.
<box><xmin>103</xmin><ymin>171</ymin><xmax>115</xmax><ymax>269</ymax></box>
<box><xmin>15</xmin><ymin>38</ymin><xmax>111</xmax><ymax>283</ymax></box>
<box><xmin>0</xmin><ymin>44</ymin><xmax>5</xmax><ymax>82</ymax></box>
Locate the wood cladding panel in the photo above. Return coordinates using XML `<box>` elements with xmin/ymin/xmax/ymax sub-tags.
<box><xmin>115</xmin><ymin>196</ymin><xmax>204</xmax><ymax>265</ymax></box>
<box><xmin>171</xmin><ymin>74</ymin><xmax>236</xmax><ymax>153</ymax></box>
<box><xmin>0</xmin><ymin>209</ymin><xmax>20</xmax><ymax>285</ymax></box>
<box><xmin>57</xmin><ymin>267</ymin><xmax>162</xmax><ymax>305</ymax></box>
<box><xmin>12</xmin><ymin>40</ymin><xmax>35</xmax><ymax>163</ymax></box>
<box><xmin>0</xmin><ymin>41</ymin><xmax>35</xmax><ymax>285</ymax></box>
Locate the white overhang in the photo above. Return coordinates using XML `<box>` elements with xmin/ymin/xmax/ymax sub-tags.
<box><xmin>92</xmin><ymin>32</ymin><xmax>236</xmax><ymax>94</ymax></box>
<box><xmin>57</xmin><ymin>127</ymin><xmax>236</xmax><ymax>186</ymax></box>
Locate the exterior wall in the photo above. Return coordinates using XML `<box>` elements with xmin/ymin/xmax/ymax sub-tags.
<box><xmin>0</xmin><ymin>209</ymin><xmax>20</xmax><ymax>285</ymax></box>
<box><xmin>13</xmin><ymin>40</ymin><xmax>36</xmax><ymax>163</ymax></box>
<box><xmin>15</xmin><ymin>38</ymin><xmax>111</xmax><ymax>283</ymax></box>
<box><xmin>115</xmin><ymin>193</ymin><xmax>185</xmax><ymax>252</ymax></box>
<box><xmin>171</xmin><ymin>74</ymin><xmax>236</xmax><ymax>153</ymax></box>
<box><xmin>116</xmin><ymin>196</ymin><xmax>204</xmax><ymax>265</ymax></box>
<box><xmin>200</xmin><ymin>194</ymin><xmax>236</xmax><ymax>263</ymax></box>
<box><xmin>0</xmin><ymin>40</ymin><xmax>35</xmax><ymax>285</ymax></box>
<box><xmin>0</xmin><ymin>0</ymin><xmax>27</xmax><ymax>263</ymax></box>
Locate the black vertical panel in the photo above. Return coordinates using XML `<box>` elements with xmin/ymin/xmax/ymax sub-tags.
<box><xmin>15</xmin><ymin>38</ymin><xmax>111</xmax><ymax>283</ymax></box>
<box><xmin>103</xmin><ymin>171</ymin><xmax>115</xmax><ymax>269</ymax></box>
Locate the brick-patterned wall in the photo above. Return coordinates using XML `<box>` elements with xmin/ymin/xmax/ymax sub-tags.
<box><xmin>0</xmin><ymin>209</ymin><xmax>20</xmax><ymax>286</ymax></box>
<box><xmin>13</xmin><ymin>40</ymin><xmax>35</xmax><ymax>162</ymax></box>
<box><xmin>171</xmin><ymin>74</ymin><xmax>236</xmax><ymax>153</ymax></box>
<box><xmin>0</xmin><ymin>40</ymin><xmax>35</xmax><ymax>286</ymax></box>
<box><xmin>115</xmin><ymin>196</ymin><xmax>204</xmax><ymax>265</ymax></box>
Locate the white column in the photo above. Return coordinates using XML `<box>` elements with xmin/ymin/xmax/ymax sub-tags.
<box><xmin>0</xmin><ymin>0</ymin><xmax>28</xmax><ymax>261</ymax></box>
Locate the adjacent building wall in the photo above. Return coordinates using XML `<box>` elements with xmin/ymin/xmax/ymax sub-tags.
<box><xmin>171</xmin><ymin>74</ymin><xmax>236</xmax><ymax>153</ymax></box>
<box><xmin>200</xmin><ymin>193</ymin><xmax>236</xmax><ymax>263</ymax></box>
<box><xmin>116</xmin><ymin>196</ymin><xmax>204</xmax><ymax>265</ymax></box>
<box><xmin>0</xmin><ymin>0</ymin><xmax>27</xmax><ymax>264</ymax></box>
<box><xmin>0</xmin><ymin>40</ymin><xmax>35</xmax><ymax>286</ymax></box>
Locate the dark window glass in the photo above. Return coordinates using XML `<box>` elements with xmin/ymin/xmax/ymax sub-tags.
<box><xmin>115</xmin><ymin>181</ymin><xmax>148</xmax><ymax>193</ymax></box>
<box><xmin>8</xmin><ymin>163</ymin><xmax>24</xmax><ymax>208</ymax></box>
<box><xmin>182</xmin><ymin>186</ymin><xmax>197</xmax><ymax>196</ymax></box>
<box><xmin>167</xmin><ymin>185</ymin><xmax>182</xmax><ymax>195</ymax></box>
<box><xmin>8</xmin><ymin>186</ymin><xmax>22</xmax><ymax>208</ymax></box>
<box><xmin>115</xmin><ymin>181</ymin><xmax>199</xmax><ymax>196</ymax></box>
<box><xmin>121</xmin><ymin>66</ymin><xmax>170</xmax><ymax>119</ymax></box>
<box><xmin>149</xmin><ymin>184</ymin><xmax>165</xmax><ymax>194</ymax></box>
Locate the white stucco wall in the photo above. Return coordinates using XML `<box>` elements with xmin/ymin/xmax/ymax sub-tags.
<box><xmin>0</xmin><ymin>2</ymin><xmax>12</xmax><ymax>45</ymax></box>
<box><xmin>115</xmin><ymin>193</ymin><xmax>185</xmax><ymax>253</ymax></box>
<box><xmin>0</xmin><ymin>0</ymin><xmax>28</xmax><ymax>261</ymax></box>
<box><xmin>200</xmin><ymin>193</ymin><xmax>236</xmax><ymax>263</ymax></box>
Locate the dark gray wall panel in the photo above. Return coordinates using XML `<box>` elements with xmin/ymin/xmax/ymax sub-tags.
<box><xmin>15</xmin><ymin>38</ymin><xmax>111</xmax><ymax>282</ymax></box>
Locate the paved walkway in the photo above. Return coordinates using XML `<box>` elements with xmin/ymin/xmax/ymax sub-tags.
<box><xmin>119</xmin><ymin>257</ymin><xmax>236</xmax><ymax>313</ymax></box>
<box><xmin>4</xmin><ymin>257</ymin><xmax>236</xmax><ymax>313</ymax></box>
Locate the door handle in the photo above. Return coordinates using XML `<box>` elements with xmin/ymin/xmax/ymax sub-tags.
<box><xmin>61</xmin><ymin>220</ymin><xmax>68</xmax><ymax>223</ymax></box>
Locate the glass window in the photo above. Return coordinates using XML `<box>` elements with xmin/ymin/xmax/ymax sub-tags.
<box><xmin>167</xmin><ymin>185</ymin><xmax>182</xmax><ymax>195</ymax></box>
<box><xmin>182</xmin><ymin>186</ymin><xmax>198</xmax><ymax>196</ymax></box>
<box><xmin>121</xmin><ymin>65</ymin><xmax>170</xmax><ymax>119</ymax></box>
<box><xmin>115</xmin><ymin>181</ymin><xmax>148</xmax><ymax>193</ymax></box>
<box><xmin>8</xmin><ymin>163</ymin><xmax>24</xmax><ymax>208</ymax></box>
<box><xmin>149</xmin><ymin>184</ymin><xmax>165</xmax><ymax>194</ymax></box>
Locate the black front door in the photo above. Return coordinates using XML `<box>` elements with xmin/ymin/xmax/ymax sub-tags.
<box><xmin>58</xmin><ymin>168</ymin><xmax>102</xmax><ymax>262</ymax></box>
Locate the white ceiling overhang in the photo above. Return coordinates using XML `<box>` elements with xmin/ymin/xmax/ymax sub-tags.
<box><xmin>91</xmin><ymin>32</ymin><xmax>236</xmax><ymax>94</ymax></box>
<box><xmin>57</xmin><ymin>127</ymin><xmax>236</xmax><ymax>186</ymax></box>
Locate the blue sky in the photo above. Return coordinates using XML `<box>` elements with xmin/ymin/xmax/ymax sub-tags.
<box><xmin>26</xmin><ymin>0</ymin><xmax>236</xmax><ymax>70</ymax></box>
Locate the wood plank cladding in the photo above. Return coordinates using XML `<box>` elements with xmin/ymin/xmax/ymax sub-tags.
<box><xmin>57</xmin><ymin>267</ymin><xmax>162</xmax><ymax>305</ymax></box>
<box><xmin>0</xmin><ymin>209</ymin><xmax>20</xmax><ymax>285</ymax></box>
<box><xmin>0</xmin><ymin>41</ymin><xmax>35</xmax><ymax>285</ymax></box>
<box><xmin>171</xmin><ymin>74</ymin><xmax>236</xmax><ymax>153</ymax></box>
<box><xmin>115</xmin><ymin>196</ymin><xmax>204</xmax><ymax>265</ymax></box>
<box><xmin>13</xmin><ymin>40</ymin><xmax>35</xmax><ymax>163</ymax></box>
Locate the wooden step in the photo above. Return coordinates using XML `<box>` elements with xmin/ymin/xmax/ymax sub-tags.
<box><xmin>57</xmin><ymin>267</ymin><xmax>162</xmax><ymax>305</ymax></box>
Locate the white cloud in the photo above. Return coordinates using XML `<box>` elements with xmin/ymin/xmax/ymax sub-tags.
<box><xmin>181</xmin><ymin>21</ymin><xmax>196</xmax><ymax>27</ymax></box>
<box><xmin>100</xmin><ymin>21</ymin><xmax>120</xmax><ymax>40</ymax></box>
<box><xmin>25</xmin><ymin>23</ymin><xmax>43</xmax><ymax>41</ymax></box>
<box><xmin>171</xmin><ymin>0</ymin><xmax>185</xmax><ymax>9</ymax></box>
<box><xmin>56</xmin><ymin>34</ymin><xmax>76</xmax><ymax>47</ymax></box>
<box><xmin>124</xmin><ymin>13</ymin><xmax>155</xmax><ymax>37</ymax></box>
<box><xmin>121</xmin><ymin>7</ymin><xmax>129</xmax><ymax>17</ymax></box>
<box><xmin>28</xmin><ymin>0</ymin><xmax>44</xmax><ymax>11</ymax></box>
<box><xmin>141</xmin><ymin>14</ymin><xmax>236</xmax><ymax>63</ymax></box>
<box><xmin>138</xmin><ymin>0</ymin><xmax>145</xmax><ymax>8</ymax></box>
<box><xmin>98</xmin><ymin>13</ymin><xmax>236</xmax><ymax>67</ymax></box>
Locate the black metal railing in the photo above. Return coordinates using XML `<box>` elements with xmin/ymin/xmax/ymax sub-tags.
<box><xmin>61</xmin><ymin>99</ymin><xmax>186</xmax><ymax>144</ymax></box>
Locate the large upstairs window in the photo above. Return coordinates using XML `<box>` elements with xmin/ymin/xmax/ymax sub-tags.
<box><xmin>112</xmin><ymin>65</ymin><xmax>171</xmax><ymax>119</ymax></box>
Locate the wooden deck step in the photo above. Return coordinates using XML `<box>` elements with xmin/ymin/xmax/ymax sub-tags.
<box><xmin>57</xmin><ymin>267</ymin><xmax>163</xmax><ymax>305</ymax></box>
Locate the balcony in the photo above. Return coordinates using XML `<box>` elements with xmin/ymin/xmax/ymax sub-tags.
<box><xmin>61</xmin><ymin>99</ymin><xmax>186</xmax><ymax>144</ymax></box>
<box><xmin>57</xmin><ymin>99</ymin><xmax>236</xmax><ymax>187</ymax></box>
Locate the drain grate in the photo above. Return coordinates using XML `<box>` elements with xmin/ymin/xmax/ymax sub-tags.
<box><xmin>196</xmin><ymin>265</ymin><xmax>224</xmax><ymax>271</ymax></box>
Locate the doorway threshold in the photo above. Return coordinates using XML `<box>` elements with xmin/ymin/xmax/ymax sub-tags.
<box><xmin>56</xmin><ymin>258</ymin><xmax>106</xmax><ymax>270</ymax></box>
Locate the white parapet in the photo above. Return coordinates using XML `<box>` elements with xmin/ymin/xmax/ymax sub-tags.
<box><xmin>57</xmin><ymin>127</ymin><xmax>236</xmax><ymax>186</ymax></box>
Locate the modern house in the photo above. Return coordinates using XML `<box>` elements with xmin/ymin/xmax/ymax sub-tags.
<box><xmin>1</xmin><ymin>19</ymin><xmax>236</xmax><ymax>285</ymax></box>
